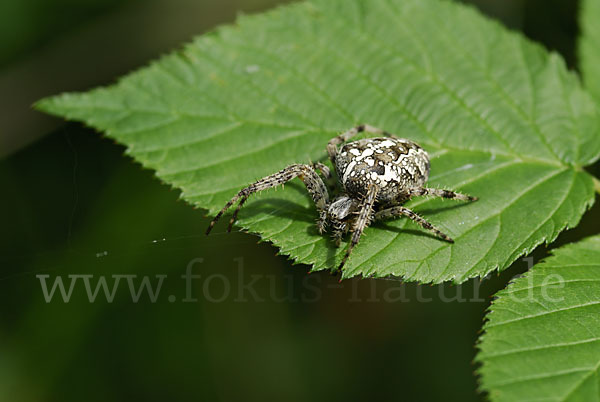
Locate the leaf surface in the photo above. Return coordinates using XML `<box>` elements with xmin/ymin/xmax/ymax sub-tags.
<box><xmin>37</xmin><ymin>0</ymin><xmax>600</xmax><ymax>282</ymax></box>
<box><xmin>477</xmin><ymin>235</ymin><xmax>600</xmax><ymax>401</ymax></box>
<box><xmin>580</xmin><ymin>0</ymin><xmax>600</xmax><ymax>103</ymax></box>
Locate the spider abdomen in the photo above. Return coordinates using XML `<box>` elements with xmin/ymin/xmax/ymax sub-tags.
<box><xmin>335</xmin><ymin>137</ymin><xmax>430</xmax><ymax>202</ymax></box>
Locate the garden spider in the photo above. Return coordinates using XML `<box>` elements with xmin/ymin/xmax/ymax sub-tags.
<box><xmin>206</xmin><ymin>125</ymin><xmax>477</xmax><ymax>271</ymax></box>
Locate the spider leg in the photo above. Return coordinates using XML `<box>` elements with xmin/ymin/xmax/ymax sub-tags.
<box><xmin>308</xmin><ymin>162</ymin><xmax>333</xmax><ymax>234</ymax></box>
<box><xmin>326</xmin><ymin>124</ymin><xmax>394</xmax><ymax>163</ymax></box>
<box><xmin>311</xmin><ymin>162</ymin><xmax>331</xmax><ymax>179</ymax></box>
<box><xmin>408</xmin><ymin>187</ymin><xmax>478</xmax><ymax>202</ymax></box>
<box><xmin>206</xmin><ymin>164</ymin><xmax>330</xmax><ymax>235</ymax></box>
<box><xmin>227</xmin><ymin>194</ymin><xmax>249</xmax><ymax>232</ymax></box>
<box><xmin>374</xmin><ymin>205</ymin><xmax>454</xmax><ymax>242</ymax></box>
<box><xmin>331</xmin><ymin>220</ymin><xmax>349</xmax><ymax>247</ymax></box>
<box><xmin>338</xmin><ymin>185</ymin><xmax>379</xmax><ymax>271</ymax></box>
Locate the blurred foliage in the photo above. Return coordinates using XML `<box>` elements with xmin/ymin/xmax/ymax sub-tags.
<box><xmin>0</xmin><ymin>0</ymin><xmax>134</xmax><ymax>68</ymax></box>
<box><xmin>580</xmin><ymin>0</ymin><xmax>600</xmax><ymax>103</ymax></box>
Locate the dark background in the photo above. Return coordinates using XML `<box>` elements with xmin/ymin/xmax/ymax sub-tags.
<box><xmin>1</xmin><ymin>1</ymin><xmax>598</xmax><ymax>401</ymax></box>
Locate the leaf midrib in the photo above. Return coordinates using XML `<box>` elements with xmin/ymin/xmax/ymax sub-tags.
<box><xmin>480</xmin><ymin>337</ymin><xmax>600</xmax><ymax>360</ymax></box>
<box><xmin>50</xmin><ymin>98</ymin><xmax>568</xmax><ymax>170</ymax></box>
<box><xmin>486</xmin><ymin>300</ymin><xmax>600</xmax><ymax>329</ymax></box>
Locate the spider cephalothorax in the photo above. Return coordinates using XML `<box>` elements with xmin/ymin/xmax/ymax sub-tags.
<box><xmin>206</xmin><ymin>125</ymin><xmax>477</xmax><ymax>271</ymax></box>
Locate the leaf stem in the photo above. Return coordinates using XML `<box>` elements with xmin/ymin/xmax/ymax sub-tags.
<box><xmin>594</xmin><ymin>175</ymin><xmax>600</xmax><ymax>195</ymax></box>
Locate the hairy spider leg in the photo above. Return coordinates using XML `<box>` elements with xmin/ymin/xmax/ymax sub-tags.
<box><xmin>226</xmin><ymin>165</ymin><xmax>329</xmax><ymax>232</ymax></box>
<box><xmin>311</xmin><ymin>162</ymin><xmax>331</xmax><ymax>179</ymax></box>
<box><xmin>374</xmin><ymin>205</ymin><xmax>454</xmax><ymax>242</ymax></box>
<box><xmin>331</xmin><ymin>220</ymin><xmax>349</xmax><ymax>247</ymax></box>
<box><xmin>338</xmin><ymin>185</ymin><xmax>379</xmax><ymax>271</ymax></box>
<box><xmin>205</xmin><ymin>164</ymin><xmax>330</xmax><ymax>235</ymax></box>
<box><xmin>407</xmin><ymin>187</ymin><xmax>478</xmax><ymax>202</ymax></box>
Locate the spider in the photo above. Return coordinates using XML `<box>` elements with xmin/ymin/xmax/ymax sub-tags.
<box><xmin>206</xmin><ymin>125</ymin><xmax>477</xmax><ymax>271</ymax></box>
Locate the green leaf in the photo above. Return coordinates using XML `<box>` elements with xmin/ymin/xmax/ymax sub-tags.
<box><xmin>580</xmin><ymin>0</ymin><xmax>600</xmax><ymax>103</ymax></box>
<box><xmin>476</xmin><ymin>235</ymin><xmax>600</xmax><ymax>401</ymax></box>
<box><xmin>36</xmin><ymin>0</ymin><xmax>600</xmax><ymax>283</ymax></box>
